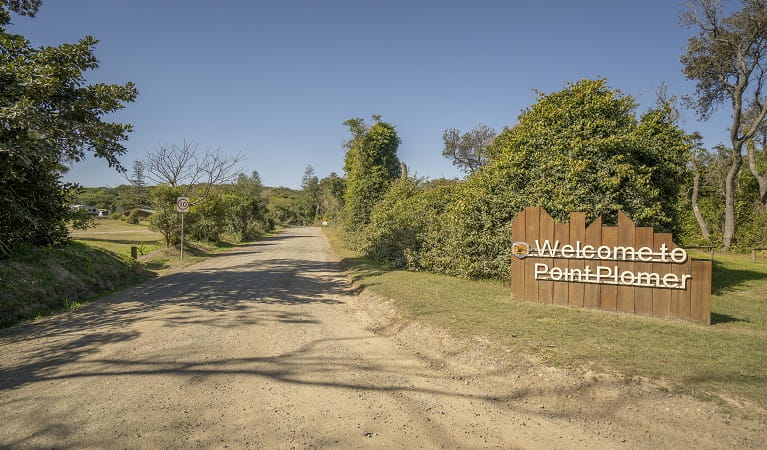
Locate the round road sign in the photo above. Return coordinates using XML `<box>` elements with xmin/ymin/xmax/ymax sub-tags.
<box><xmin>176</xmin><ymin>196</ymin><xmax>190</xmax><ymax>213</ymax></box>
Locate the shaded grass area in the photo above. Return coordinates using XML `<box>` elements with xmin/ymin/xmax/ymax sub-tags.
<box><xmin>325</xmin><ymin>229</ymin><xmax>767</xmax><ymax>408</ymax></box>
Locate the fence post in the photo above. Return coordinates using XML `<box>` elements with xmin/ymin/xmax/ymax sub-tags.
<box><xmin>130</xmin><ymin>246</ymin><xmax>138</xmax><ymax>259</ymax></box>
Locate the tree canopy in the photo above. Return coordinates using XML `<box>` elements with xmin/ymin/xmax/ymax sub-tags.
<box><xmin>0</xmin><ymin>2</ymin><xmax>137</xmax><ymax>255</ymax></box>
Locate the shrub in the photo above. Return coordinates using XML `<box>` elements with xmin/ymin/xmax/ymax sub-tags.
<box><xmin>126</xmin><ymin>209</ymin><xmax>140</xmax><ymax>224</ymax></box>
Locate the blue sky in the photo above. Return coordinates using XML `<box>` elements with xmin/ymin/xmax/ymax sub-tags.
<box><xmin>10</xmin><ymin>0</ymin><xmax>732</xmax><ymax>189</ymax></box>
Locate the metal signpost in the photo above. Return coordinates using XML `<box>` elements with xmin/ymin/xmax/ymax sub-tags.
<box><xmin>176</xmin><ymin>196</ymin><xmax>190</xmax><ymax>260</ymax></box>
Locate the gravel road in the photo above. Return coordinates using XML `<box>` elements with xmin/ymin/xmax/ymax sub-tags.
<box><xmin>1</xmin><ymin>227</ymin><xmax>762</xmax><ymax>448</ymax></box>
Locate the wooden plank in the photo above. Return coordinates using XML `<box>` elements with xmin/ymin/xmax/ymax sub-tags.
<box><xmin>600</xmin><ymin>226</ymin><xmax>618</xmax><ymax>311</ymax></box>
<box><xmin>583</xmin><ymin>217</ymin><xmax>602</xmax><ymax>308</ymax></box>
<box><xmin>616</xmin><ymin>211</ymin><xmax>636</xmax><ymax>314</ymax></box>
<box><xmin>690</xmin><ymin>260</ymin><xmax>712</xmax><ymax>324</ymax></box>
<box><xmin>538</xmin><ymin>210</ymin><xmax>555</xmax><ymax>304</ymax></box>
<box><xmin>568</xmin><ymin>212</ymin><xmax>586</xmax><ymax>307</ymax></box>
<box><xmin>671</xmin><ymin>242</ymin><xmax>691</xmax><ymax>321</ymax></box>
<box><xmin>652</xmin><ymin>233</ymin><xmax>673</xmax><ymax>318</ymax></box>
<box><xmin>511</xmin><ymin>209</ymin><xmax>526</xmax><ymax>301</ymax></box>
<box><xmin>524</xmin><ymin>206</ymin><xmax>541</xmax><ymax>303</ymax></box>
<box><xmin>553</xmin><ymin>222</ymin><xmax>570</xmax><ymax>305</ymax></box>
<box><xmin>634</xmin><ymin>227</ymin><xmax>654</xmax><ymax>316</ymax></box>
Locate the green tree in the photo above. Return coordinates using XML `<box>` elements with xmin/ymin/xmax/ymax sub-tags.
<box><xmin>301</xmin><ymin>165</ymin><xmax>321</xmax><ymax>223</ymax></box>
<box><xmin>127</xmin><ymin>161</ymin><xmax>149</xmax><ymax>208</ymax></box>
<box><xmin>441</xmin><ymin>124</ymin><xmax>496</xmax><ymax>174</ymax></box>
<box><xmin>148</xmin><ymin>185</ymin><xmax>185</xmax><ymax>247</ymax></box>
<box><xmin>224</xmin><ymin>171</ymin><xmax>270</xmax><ymax>240</ymax></box>
<box><xmin>342</xmin><ymin>115</ymin><xmax>401</xmax><ymax>231</ymax></box>
<box><xmin>319</xmin><ymin>172</ymin><xmax>345</xmax><ymax>220</ymax></box>
<box><xmin>681</xmin><ymin>0</ymin><xmax>767</xmax><ymax>249</ymax></box>
<box><xmin>0</xmin><ymin>2</ymin><xmax>136</xmax><ymax>255</ymax></box>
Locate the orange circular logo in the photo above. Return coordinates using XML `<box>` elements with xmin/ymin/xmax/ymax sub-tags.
<box><xmin>512</xmin><ymin>241</ymin><xmax>530</xmax><ymax>259</ymax></box>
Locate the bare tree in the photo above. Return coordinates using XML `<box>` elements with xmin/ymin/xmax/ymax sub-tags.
<box><xmin>681</xmin><ymin>0</ymin><xmax>767</xmax><ymax>249</ymax></box>
<box><xmin>144</xmin><ymin>140</ymin><xmax>244</xmax><ymax>204</ymax></box>
<box><xmin>442</xmin><ymin>124</ymin><xmax>496</xmax><ymax>174</ymax></box>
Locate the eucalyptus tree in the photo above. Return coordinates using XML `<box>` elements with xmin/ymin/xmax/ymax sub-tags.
<box><xmin>441</xmin><ymin>124</ymin><xmax>496</xmax><ymax>174</ymax></box>
<box><xmin>681</xmin><ymin>0</ymin><xmax>767</xmax><ymax>249</ymax></box>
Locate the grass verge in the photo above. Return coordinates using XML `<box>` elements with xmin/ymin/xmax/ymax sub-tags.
<box><xmin>325</xmin><ymin>227</ymin><xmax>767</xmax><ymax>409</ymax></box>
<box><xmin>0</xmin><ymin>241</ymin><xmax>148</xmax><ymax>327</ymax></box>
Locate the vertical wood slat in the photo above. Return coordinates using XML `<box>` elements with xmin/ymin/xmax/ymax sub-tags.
<box><xmin>510</xmin><ymin>208</ymin><xmax>711</xmax><ymax>324</ymax></box>
<box><xmin>538</xmin><ymin>210</ymin><xmax>555</xmax><ymax>304</ymax></box>
<box><xmin>634</xmin><ymin>227</ymin><xmax>654</xmax><ymax>316</ymax></box>
<box><xmin>583</xmin><ymin>217</ymin><xmax>602</xmax><ymax>308</ymax></box>
<box><xmin>553</xmin><ymin>222</ymin><xmax>570</xmax><ymax>305</ymax></box>
<box><xmin>511</xmin><ymin>209</ymin><xmax>526</xmax><ymax>300</ymax></box>
<box><xmin>568</xmin><ymin>212</ymin><xmax>586</xmax><ymax>307</ymax></box>
<box><xmin>652</xmin><ymin>233</ymin><xmax>673</xmax><ymax>318</ymax></box>
<box><xmin>524</xmin><ymin>207</ymin><xmax>541</xmax><ymax>303</ymax></box>
<box><xmin>691</xmin><ymin>260</ymin><xmax>712</xmax><ymax>324</ymax></box>
<box><xmin>671</xmin><ymin>242</ymin><xmax>692</xmax><ymax>321</ymax></box>
<box><xmin>600</xmin><ymin>227</ymin><xmax>618</xmax><ymax>311</ymax></box>
<box><xmin>617</xmin><ymin>211</ymin><xmax>636</xmax><ymax>314</ymax></box>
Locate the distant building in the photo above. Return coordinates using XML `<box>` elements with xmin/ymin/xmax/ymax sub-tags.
<box><xmin>71</xmin><ymin>205</ymin><xmax>98</xmax><ymax>215</ymax></box>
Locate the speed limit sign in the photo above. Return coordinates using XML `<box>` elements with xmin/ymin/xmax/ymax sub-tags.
<box><xmin>176</xmin><ymin>196</ymin><xmax>190</xmax><ymax>213</ymax></box>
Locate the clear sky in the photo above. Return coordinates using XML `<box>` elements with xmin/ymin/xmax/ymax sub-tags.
<box><xmin>9</xmin><ymin>0</ymin><xmax>732</xmax><ymax>189</ymax></box>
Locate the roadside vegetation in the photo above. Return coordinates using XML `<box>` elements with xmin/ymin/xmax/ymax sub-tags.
<box><xmin>0</xmin><ymin>241</ymin><xmax>146</xmax><ymax>326</ymax></box>
<box><xmin>326</xmin><ymin>227</ymin><xmax>767</xmax><ymax>409</ymax></box>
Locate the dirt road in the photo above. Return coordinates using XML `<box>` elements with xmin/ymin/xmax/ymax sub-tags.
<box><xmin>0</xmin><ymin>228</ymin><xmax>761</xmax><ymax>448</ymax></box>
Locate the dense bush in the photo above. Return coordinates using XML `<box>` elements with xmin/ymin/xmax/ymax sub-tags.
<box><xmin>362</xmin><ymin>79</ymin><xmax>691</xmax><ymax>280</ymax></box>
<box><xmin>363</xmin><ymin>178</ymin><xmax>428</xmax><ymax>267</ymax></box>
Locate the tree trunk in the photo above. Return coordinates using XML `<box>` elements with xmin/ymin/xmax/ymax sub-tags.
<box><xmin>722</xmin><ymin>153</ymin><xmax>743</xmax><ymax>250</ymax></box>
<box><xmin>746</xmin><ymin>142</ymin><xmax>767</xmax><ymax>205</ymax></box>
<box><xmin>691</xmin><ymin>171</ymin><xmax>711</xmax><ymax>244</ymax></box>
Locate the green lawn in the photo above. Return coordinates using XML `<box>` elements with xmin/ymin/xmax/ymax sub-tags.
<box><xmin>71</xmin><ymin>219</ymin><xmax>271</xmax><ymax>273</ymax></box>
<box><xmin>325</xmin><ymin>229</ymin><xmax>767</xmax><ymax>409</ymax></box>
<box><xmin>71</xmin><ymin>219</ymin><xmax>163</xmax><ymax>257</ymax></box>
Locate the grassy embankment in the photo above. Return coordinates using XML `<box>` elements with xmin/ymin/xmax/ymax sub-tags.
<box><xmin>1</xmin><ymin>219</ymin><xmax>258</xmax><ymax>327</ymax></box>
<box><xmin>324</xmin><ymin>228</ymin><xmax>767</xmax><ymax>409</ymax></box>
<box><xmin>0</xmin><ymin>241</ymin><xmax>145</xmax><ymax>326</ymax></box>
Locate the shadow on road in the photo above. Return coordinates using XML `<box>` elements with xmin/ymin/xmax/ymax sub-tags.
<box><xmin>0</xmin><ymin>231</ymin><xmax>349</xmax><ymax>391</ymax></box>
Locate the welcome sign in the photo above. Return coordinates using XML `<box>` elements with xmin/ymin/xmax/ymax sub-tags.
<box><xmin>511</xmin><ymin>207</ymin><xmax>711</xmax><ymax>324</ymax></box>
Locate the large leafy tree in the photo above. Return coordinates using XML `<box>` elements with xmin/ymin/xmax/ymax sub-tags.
<box><xmin>486</xmin><ymin>79</ymin><xmax>689</xmax><ymax>229</ymax></box>
<box><xmin>342</xmin><ymin>115</ymin><xmax>401</xmax><ymax>231</ymax></box>
<box><xmin>681</xmin><ymin>0</ymin><xmax>767</xmax><ymax>249</ymax></box>
<box><xmin>0</xmin><ymin>2</ymin><xmax>137</xmax><ymax>255</ymax></box>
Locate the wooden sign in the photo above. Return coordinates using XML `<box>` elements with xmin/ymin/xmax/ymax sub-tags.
<box><xmin>511</xmin><ymin>206</ymin><xmax>711</xmax><ymax>324</ymax></box>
